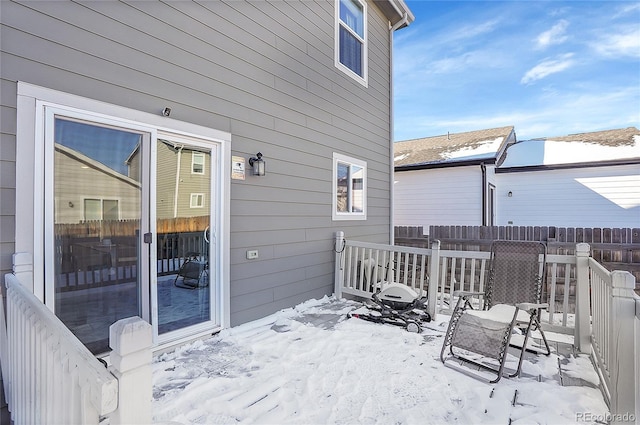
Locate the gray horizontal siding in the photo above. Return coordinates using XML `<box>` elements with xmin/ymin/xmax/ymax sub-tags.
<box><xmin>1</xmin><ymin>0</ymin><xmax>394</xmax><ymax>324</ymax></box>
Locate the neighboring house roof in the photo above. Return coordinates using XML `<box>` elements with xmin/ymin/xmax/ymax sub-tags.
<box><xmin>498</xmin><ymin>127</ymin><xmax>640</xmax><ymax>172</ymax></box>
<box><xmin>394</xmin><ymin>126</ymin><xmax>516</xmax><ymax>170</ymax></box>
<box><xmin>55</xmin><ymin>143</ymin><xmax>141</xmax><ymax>188</ymax></box>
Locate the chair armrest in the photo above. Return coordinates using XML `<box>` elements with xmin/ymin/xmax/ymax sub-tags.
<box><xmin>515</xmin><ymin>302</ymin><xmax>549</xmax><ymax>311</ymax></box>
<box><xmin>453</xmin><ymin>291</ymin><xmax>484</xmax><ymax>298</ymax></box>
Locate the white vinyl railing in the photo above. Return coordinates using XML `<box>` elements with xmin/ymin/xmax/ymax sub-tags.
<box><xmin>1</xmin><ymin>254</ymin><xmax>153</xmax><ymax>425</ymax></box>
<box><xmin>588</xmin><ymin>258</ymin><xmax>638</xmax><ymax>423</ymax></box>
<box><xmin>334</xmin><ymin>232</ymin><xmax>579</xmax><ymax>334</ymax></box>
<box><xmin>334</xmin><ymin>232</ymin><xmax>637</xmax><ymax>422</ymax></box>
<box><xmin>2</xmin><ymin>273</ymin><xmax>118</xmax><ymax>424</ymax></box>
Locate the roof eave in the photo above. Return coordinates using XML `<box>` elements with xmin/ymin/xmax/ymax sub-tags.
<box><xmin>395</xmin><ymin>157</ymin><xmax>496</xmax><ymax>172</ymax></box>
<box><xmin>374</xmin><ymin>0</ymin><xmax>415</xmax><ymax>28</ymax></box>
<box><xmin>496</xmin><ymin>158</ymin><xmax>640</xmax><ymax>173</ymax></box>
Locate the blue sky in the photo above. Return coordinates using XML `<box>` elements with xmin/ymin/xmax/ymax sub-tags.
<box><xmin>393</xmin><ymin>1</ymin><xmax>640</xmax><ymax>141</ymax></box>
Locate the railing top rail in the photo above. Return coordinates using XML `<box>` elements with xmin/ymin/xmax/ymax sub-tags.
<box><xmin>344</xmin><ymin>241</ymin><xmax>577</xmax><ymax>264</ymax></box>
<box><xmin>439</xmin><ymin>249</ymin><xmax>491</xmax><ymax>259</ymax></box>
<box><xmin>588</xmin><ymin>257</ymin><xmax>612</xmax><ymax>278</ymax></box>
<box><xmin>344</xmin><ymin>239</ymin><xmax>433</xmax><ymax>255</ymax></box>
<box><xmin>5</xmin><ymin>273</ymin><xmax>119</xmax><ymax>415</ymax></box>
<box><xmin>546</xmin><ymin>254</ymin><xmax>577</xmax><ymax>264</ymax></box>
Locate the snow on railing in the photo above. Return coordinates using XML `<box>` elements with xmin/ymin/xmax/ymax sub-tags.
<box><xmin>2</xmin><ymin>257</ymin><xmax>153</xmax><ymax>425</ymax></box>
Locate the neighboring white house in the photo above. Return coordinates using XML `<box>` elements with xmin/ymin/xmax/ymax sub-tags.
<box><xmin>394</xmin><ymin>126</ymin><xmax>640</xmax><ymax>234</ymax></box>
<box><xmin>496</xmin><ymin>127</ymin><xmax>640</xmax><ymax>228</ymax></box>
<box><xmin>393</xmin><ymin>126</ymin><xmax>517</xmax><ymax>231</ymax></box>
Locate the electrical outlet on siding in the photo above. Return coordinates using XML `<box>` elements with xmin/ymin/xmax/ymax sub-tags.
<box><xmin>246</xmin><ymin>250</ymin><xmax>259</xmax><ymax>260</ymax></box>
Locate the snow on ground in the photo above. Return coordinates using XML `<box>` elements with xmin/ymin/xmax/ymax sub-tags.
<box><xmin>152</xmin><ymin>296</ymin><xmax>608</xmax><ymax>424</ymax></box>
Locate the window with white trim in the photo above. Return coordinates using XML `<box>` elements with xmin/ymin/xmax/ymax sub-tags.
<box><xmin>335</xmin><ymin>0</ymin><xmax>368</xmax><ymax>86</ymax></box>
<box><xmin>332</xmin><ymin>153</ymin><xmax>367</xmax><ymax>220</ymax></box>
<box><xmin>192</xmin><ymin>152</ymin><xmax>205</xmax><ymax>174</ymax></box>
<box><xmin>190</xmin><ymin>193</ymin><xmax>204</xmax><ymax>208</ymax></box>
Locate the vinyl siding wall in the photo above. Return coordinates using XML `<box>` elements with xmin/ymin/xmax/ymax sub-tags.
<box><xmin>154</xmin><ymin>143</ymin><xmax>214</xmax><ymax>220</ymax></box>
<box><xmin>54</xmin><ymin>149</ymin><xmax>141</xmax><ymax>223</ymax></box>
<box><xmin>0</xmin><ymin>0</ymin><xmax>394</xmax><ymax>325</ymax></box>
<box><xmin>393</xmin><ymin>165</ymin><xmax>486</xmax><ymax>231</ymax></box>
<box><xmin>496</xmin><ymin>164</ymin><xmax>640</xmax><ymax>228</ymax></box>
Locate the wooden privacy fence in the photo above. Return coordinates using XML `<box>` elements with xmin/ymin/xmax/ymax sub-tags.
<box><xmin>54</xmin><ymin>217</ymin><xmax>210</xmax><ymax>293</ymax></box>
<box><xmin>55</xmin><ymin>216</ymin><xmax>210</xmax><ymax>237</ymax></box>
<box><xmin>395</xmin><ymin>225</ymin><xmax>640</xmax><ymax>284</ymax></box>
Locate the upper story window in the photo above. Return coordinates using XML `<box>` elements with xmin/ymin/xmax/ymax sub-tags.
<box><xmin>192</xmin><ymin>152</ymin><xmax>205</xmax><ymax>174</ymax></box>
<box><xmin>335</xmin><ymin>0</ymin><xmax>368</xmax><ymax>86</ymax></box>
<box><xmin>333</xmin><ymin>152</ymin><xmax>367</xmax><ymax>220</ymax></box>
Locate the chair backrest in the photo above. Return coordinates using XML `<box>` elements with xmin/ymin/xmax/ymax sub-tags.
<box><xmin>485</xmin><ymin>240</ymin><xmax>546</xmax><ymax>309</ymax></box>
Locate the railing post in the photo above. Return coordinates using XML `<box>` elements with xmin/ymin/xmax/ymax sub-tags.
<box><xmin>12</xmin><ymin>252</ymin><xmax>33</xmax><ymax>291</ymax></box>
<box><xmin>574</xmin><ymin>243</ymin><xmax>591</xmax><ymax>353</ymax></box>
<box><xmin>427</xmin><ymin>239</ymin><xmax>440</xmax><ymax>320</ymax></box>
<box><xmin>108</xmin><ymin>317</ymin><xmax>153</xmax><ymax>425</ymax></box>
<box><xmin>334</xmin><ymin>231</ymin><xmax>345</xmax><ymax>299</ymax></box>
<box><xmin>608</xmin><ymin>271</ymin><xmax>636</xmax><ymax>423</ymax></box>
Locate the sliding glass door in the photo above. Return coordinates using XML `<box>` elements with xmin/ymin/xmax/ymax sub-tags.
<box><xmin>48</xmin><ymin>110</ymin><xmax>220</xmax><ymax>353</ymax></box>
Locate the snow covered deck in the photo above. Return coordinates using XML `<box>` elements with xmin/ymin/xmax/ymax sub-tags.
<box><xmin>151</xmin><ymin>297</ymin><xmax>609</xmax><ymax>424</ymax></box>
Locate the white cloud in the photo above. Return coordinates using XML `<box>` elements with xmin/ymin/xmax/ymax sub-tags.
<box><xmin>520</xmin><ymin>53</ymin><xmax>575</xmax><ymax>84</ymax></box>
<box><xmin>591</xmin><ymin>26</ymin><xmax>640</xmax><ymax>58</ymax></box>
<box><xmin>447</xmin><ymin>19</ymin><xmax>501</xmax><ymax>44</ymax></box>
<box><xmin>612</xmin><ymin>2</ymin><xmax>640</xmax><ymax>19</ymax></box>
<box><xmin>536</xmin><ymin>20</ymin><xmax>569</xmax><ymax>49</ymax></box>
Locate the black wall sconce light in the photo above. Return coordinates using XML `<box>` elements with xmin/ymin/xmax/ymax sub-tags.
<box><xmin>249</xmin><ymin>152</ymin><xmax>265</xmax><ymax>176</ymax></box>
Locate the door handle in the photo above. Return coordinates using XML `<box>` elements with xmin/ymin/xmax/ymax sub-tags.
<box><xmin>144</xmin><ymin>232</ymin><xmax>153</xmax><ymax>244</ymax></box>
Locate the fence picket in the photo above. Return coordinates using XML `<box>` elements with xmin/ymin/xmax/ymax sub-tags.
<box><xmin>395</xmin><ymin>226</ymin><xmax>640</xmax><ymax>286</ymax></box>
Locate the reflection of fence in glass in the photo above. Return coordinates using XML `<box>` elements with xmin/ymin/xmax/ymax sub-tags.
<box><xmin>54</xmin><ymin>216</ymin><xmax>210</xmax><ymax>290</ymax></box>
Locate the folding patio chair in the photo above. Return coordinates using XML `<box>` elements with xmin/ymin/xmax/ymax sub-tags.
<box><xmin>440</xmin><ymin>240</ymin><xmax>551</xmax><ymax>383</ymax></box>
<box><xmin>174</xmin><ymin>230</ymin><xmax>209</xmax><ymax>289</ymax></box>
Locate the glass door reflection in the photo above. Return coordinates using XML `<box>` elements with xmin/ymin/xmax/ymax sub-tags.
<box><xmin>155</xmin><ymin>140</ymin><xmax>212</xmax><ymax>335</ymax></box>
<box><xmin>53</xmin><ymin>117</ymin><xmax>145</xmax><ymax>354</ymax></box>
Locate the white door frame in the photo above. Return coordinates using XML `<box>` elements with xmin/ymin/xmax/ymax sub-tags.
<box><xmin>16</xmin><ymin>82</ymin><xmax>232</xmax><ymax>349</ymax></box>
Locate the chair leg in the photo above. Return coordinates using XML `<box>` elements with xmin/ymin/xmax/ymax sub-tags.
<box><xmin>534</xmin><ymin>316</ymin><xmax>551</xmax><ymax>356</ymax></box>
<box><xmin>440</xmin><ymin>298</ymin><xmax>468</xmax><ymax>363</ymax></box>
<box><xmin>510</xmin><ymin>315</ymin><xmax>536</xmax><ymax>378</ymax></box>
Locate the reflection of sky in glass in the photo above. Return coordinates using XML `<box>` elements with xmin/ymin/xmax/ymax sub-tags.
<box><xmin>55</xmin><ymin>119</ymin><xmax>141</xmax><ymax>175</ymax></box>
<box><xmin>337</xmin><ymin>162</ymin><xmax>349</xmax><ymax>179</ymax></box>
<box><xmin>340</xmin><ymin>0</ymin><xmax>363</xmax><ymax>37</ymax></box>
